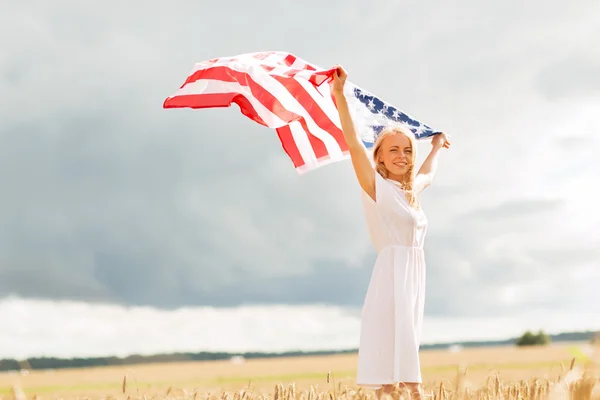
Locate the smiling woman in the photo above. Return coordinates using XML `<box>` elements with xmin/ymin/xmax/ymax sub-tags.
<box><xmin>331</xmin><ymin>66</ymin><xmax>450</xmax><ymax>400</ymax></box>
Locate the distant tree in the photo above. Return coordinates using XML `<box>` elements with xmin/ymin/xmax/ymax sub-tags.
<box><xmin>516</xmin><ymin>330</ymin><xmax>551</xmax><ymax>346</ymax></box>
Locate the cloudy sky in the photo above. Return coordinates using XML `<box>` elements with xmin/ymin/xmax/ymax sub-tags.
<box><xmin>1</xmin><ymin>0</ymin><xmax>599</xmax><ymax>359</ymax></box>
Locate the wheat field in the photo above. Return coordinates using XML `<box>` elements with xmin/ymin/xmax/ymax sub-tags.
<box><xmin>1</xmin><ymin>342</ymin><xmax>598</xmax><ymax>400</ymax></box>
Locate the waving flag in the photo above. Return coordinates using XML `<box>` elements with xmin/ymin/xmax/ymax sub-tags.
<box><xmin>163</xmin><ymin>51</ymin><xmax>440</xmax><ymax>174</ymax></box>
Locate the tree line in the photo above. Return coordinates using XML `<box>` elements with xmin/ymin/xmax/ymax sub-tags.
<box><xmin>1</xmin><ymin>330</ymin><xmax>596</xmax><ymax>372</ymax></box>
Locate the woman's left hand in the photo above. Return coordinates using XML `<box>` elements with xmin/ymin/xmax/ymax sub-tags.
<box><xmin>432</xmin><ymin>132</ymin><xmax>451</xmax><ymax>149</ymax></box>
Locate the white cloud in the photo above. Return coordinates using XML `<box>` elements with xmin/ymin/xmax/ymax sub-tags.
<box><xmin>1</xmin><ymin>297</ymin><xmax>599</xmax><ymax>360</ymax></box>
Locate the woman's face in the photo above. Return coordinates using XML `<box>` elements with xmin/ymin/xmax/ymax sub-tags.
<box><xmin>378</xmin><ymin>133</ymin><xmax>413</xmax><ymax>178</ymax></box>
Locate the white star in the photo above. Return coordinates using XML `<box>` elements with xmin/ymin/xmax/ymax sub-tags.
<box><xmin>367</xmin><ymin>99</ymin><xmax>375</xmax><ymax>110</ymax></box>
<box><xmin>414</xmin><ymin>124</ymin><xmax>426</xmax><ymax>136</ymax></box>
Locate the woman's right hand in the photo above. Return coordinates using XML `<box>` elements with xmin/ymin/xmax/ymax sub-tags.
<box><xmin>332</xmin><ymin>65</ymin><xmax>347</xmax><ymax>94</ymax></box>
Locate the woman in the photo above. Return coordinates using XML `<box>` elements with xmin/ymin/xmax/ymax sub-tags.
<box><xmin>332</xmin><ymin>66</ymin><xmax>450</xmax><ymax>399</ymax></box>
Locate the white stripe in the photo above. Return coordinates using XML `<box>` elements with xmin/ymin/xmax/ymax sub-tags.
<box><xmin>295</xmin><ymin>148</ymin><xmax>351</xmax><ymax>175</ymax></box>
<box><xmin>188</xmin><ymin>53</ymin><xmax>268</xmax><ymax>75</ymax></box>
<box><xmin>223</xmin><ymin>64</ymin><xmax>345</xmax><ymax>160</ymax></box>
<box><xmin>187</xmin><ymin>53</ymin><xmax>324</xmax><ymax>83</ymax></box>
<box><xmin>168</xmin><ymin>79</ymin><xmax>286</xmax><ymax>128</ymax></box>
<box><xmin>213</xmin><ymin>57</ymin><xmax>237</xmax><ymax>67</ymax></box>
<box><xmin>290</xmin><ymin>55</ymin><xmax>324</xmax><ymax>71</ymax></box>
<box><xmin>263</xmin><ymin>52</ymin><xmax>287</xmax><ymax>66</ymax></box>
<box><xmin>289</xmin><ymin>58</ymin><xmax>307</xmax><ymax>71</ymax></box>
<box><xmin>288</xmin><ymin>121</ymin><xmax>318</xmax><ymax>168</ymax></box>
<box><xmin>292</xmin><ymin>70</ymin><xmax>325</xmax><ymax>81</ymax></box>
<box><xmin>189</xmin><ymin>57</ymin><xmax>234</xmax><ymax>73</ymax></box>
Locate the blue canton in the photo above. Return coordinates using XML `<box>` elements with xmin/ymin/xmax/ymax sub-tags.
<box><xmin>352</xmin><ymin>87</ymin><xmax>440</xmax><ymax>148</ymax></box>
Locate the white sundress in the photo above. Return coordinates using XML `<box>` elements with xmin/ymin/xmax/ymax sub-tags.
<box><xmin>356</xmin><ymin>172</ymin><xmax>428</xmax><ymax>388</ymax></box>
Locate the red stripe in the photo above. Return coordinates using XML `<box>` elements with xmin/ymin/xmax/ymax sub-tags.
<box><xmin>281</xmin><ymin>53</ymin><xmax>316</xmax><ymax>71</ymax></box>
<box><xmin>181</xmin><ymin>65</ymin><xmax>238</xmax><ymax>87</ymax></box>
<box><xmin>272</xmin><ymin>75</ymin><xmax>348</xmax><ymax>154</ymax></box>
<box><xmin>296</xmin><ymin>117</ymin><xmax>327</xmax><ymax>160</ymax></box>
<box><xmin>277</xmin><ymin>68</ymin><xmax>333</xmax><ymax>87</ymax></box>
<box><xmin>163</xmin><ymin>93</ymin><xmax>266</xmax><ymax>126</ymax></box>
<box><xmin>308</xmin><ymin>69</ymin><xmax>335</xmax><ymax>86</ymax></box>
<box><xmin>276</xmin><ymin>125</ymin><xmax>305</xmax><ymax>169</ymax></box>
<box><xmin>282</xmin><ymin>54</ymin><xmax>297</xmax><ymax>67</ymax></box>
<box><xmin>252</xmin><ymin>51</ymin><xmax>276</xmax><ymax>61</ymax></box>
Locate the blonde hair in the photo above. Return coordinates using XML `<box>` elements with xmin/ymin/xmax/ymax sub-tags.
<box><xmin>372</xmin><ymin>125</ymin><xmax>420</xmax><ymax>209</ymax></box>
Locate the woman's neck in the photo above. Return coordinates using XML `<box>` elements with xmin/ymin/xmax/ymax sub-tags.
<box><xmin>387</xmin><ymin>174</ymin><xmax>408</xmax><ymax>186</ymax></box>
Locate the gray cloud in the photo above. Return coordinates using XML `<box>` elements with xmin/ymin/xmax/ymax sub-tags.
<box><xmin>1</xmin><ymin>0</ymin><xmax>599</xmax><ymax>319</ymax></box>
<box><xmin>422</xmin><ymin>195</ymin><xmax>600</xmax><ymax>317</ymax></box>
<box><xmin>535</xmin><ymin>53</ymin><xmax>600</xmax><ymax>100</ymax></box>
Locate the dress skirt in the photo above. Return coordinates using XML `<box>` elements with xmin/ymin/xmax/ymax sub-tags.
<box><xmin>355</xmin><ymin>245</ymin><xmax>426</xmax><ymax>388</ymax></box>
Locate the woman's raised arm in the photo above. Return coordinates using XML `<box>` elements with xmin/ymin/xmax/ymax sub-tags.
<box><xmin>415</xmin><ymin>133</ymin><xmax>450</xmax><ymax>193</ymax></box>
<box><xmin>332</xmin><ymin>66</ymin><xmax>376</xmax><ymax>201</ymax></box>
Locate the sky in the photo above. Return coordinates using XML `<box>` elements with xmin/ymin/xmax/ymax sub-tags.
<box><xmin>1</xmin><ymin>0</ymin><xmax>599</xmax><ymax>360</ymax></box>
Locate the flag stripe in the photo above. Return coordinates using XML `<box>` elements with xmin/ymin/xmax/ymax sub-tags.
<box><xmin>282</xmin><ymin>54</ymin><xmax>297</xmax><ymax>67</ymax></box>
<box><xmin>288</xmin><ymin>120</ymin><xmax>319</xmax><ymax>168</ymax></box>
<box><xmin>297</xmin><ymin>117</ymin><xmax>328</xmax><ymax>161</ymax></box>
<box><xmin>163</xmin><ymin>93</ymin><xmax>268</xmax><ymax>126</ymax></box>
<box><xmin>276</xmin><ymin>124</ymin><xmax>305</xmax><ymax>169</ymax></box>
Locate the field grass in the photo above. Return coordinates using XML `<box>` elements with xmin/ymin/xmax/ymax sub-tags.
<box><xmin>0</xmin><ymin>342</ymin><xmax>598</xmax><ymax>399</ymax></box>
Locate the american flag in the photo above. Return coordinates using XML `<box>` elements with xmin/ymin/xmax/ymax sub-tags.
<box><xmin>163</xmin><ymin>51</ymin><xmax>440</xmax><ymax>174</ymax></box>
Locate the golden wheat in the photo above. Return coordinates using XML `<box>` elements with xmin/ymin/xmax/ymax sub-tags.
<box><xmin>4</xmin><ymin>361</ymin><xmax>599</xmax><ymax>400</ymax></box>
